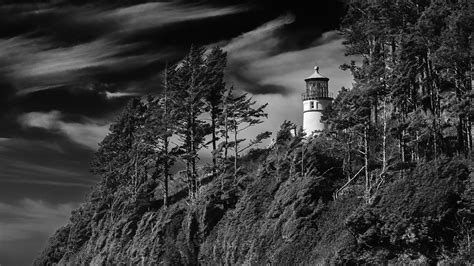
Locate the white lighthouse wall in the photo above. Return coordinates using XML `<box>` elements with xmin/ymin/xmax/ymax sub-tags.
<box><xmin>303</xmin><ymin>99</ymin><xmax>332</xmax><ymax>136</ymax></box>
<box><xmin>303</xmin><ymin>111</ymin><xmax>324</xmax><ymax>135</ymax></box>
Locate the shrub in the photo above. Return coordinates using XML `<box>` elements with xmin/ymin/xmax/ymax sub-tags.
<box><xmin>343</xmin><ymin>157</ymin><xmax>470</xmax><ymax>263</ymax></box>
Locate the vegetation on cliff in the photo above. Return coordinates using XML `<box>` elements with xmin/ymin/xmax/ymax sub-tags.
<box><xmin>36</xmin><ymin>0</ymin><xmax>473</xmax><ymax>264</ymax></box>
<box><xmin>35</xmin><ymin>125</ymin><xmax>471</xmax><ymax>264</ymax></box>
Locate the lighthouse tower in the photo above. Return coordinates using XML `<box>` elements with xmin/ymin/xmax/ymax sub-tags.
<box><xmin>302</xmin><ymin>66</ymin><xmax>333</xmax><ymax>136</ymax></box>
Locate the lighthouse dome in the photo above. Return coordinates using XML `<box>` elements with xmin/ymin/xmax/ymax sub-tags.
<box><xmin>305</xmin><ymin>66</ymin><xmax>329</xmax><ymax>81</ymax></box>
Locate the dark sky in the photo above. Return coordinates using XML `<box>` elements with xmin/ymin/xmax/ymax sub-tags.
<box><xmin>0</xmin><ymin>0</ymin><xmax>355</xmax><ymax>264</ymax></box>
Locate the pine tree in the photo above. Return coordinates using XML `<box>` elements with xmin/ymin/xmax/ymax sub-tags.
<box><xmin>139</xmin><ymin>67</ymin><xmax>177</xmax><ymax>208</ymax></box>
<box><xmin>336</xmin><ymin>0</ymin><xmax>473</xmax><ymax>201</ymax></box>
<box><xmin>169</xmin><ymin>46</ymin><xmax>209</xmax><ymax>199</ymax></box>
<box><xmin>91</xmin><ymin>98</ymin><xmax>146</xmax><ymax>190</ymax></box>
<box><xmin>203</xmin><ymin>47</ymin><xmax>227</xmax><ymax>175</ymax></box>
<box><xmin>222</xmin><ymin>90</ymin><xmax>270</xmax><ymax>180</ymax></box>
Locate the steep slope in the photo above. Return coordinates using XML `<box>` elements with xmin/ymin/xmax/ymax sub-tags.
<box><xmin>35</xmin><ymin>142</ymin><xmax>472</xmax><ymax>265</ymax></box>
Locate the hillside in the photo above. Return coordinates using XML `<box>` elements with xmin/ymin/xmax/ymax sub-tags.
<box><xmin>35</xmin><ymin>1</ymin><xmax>474</xmax><ymax>263</ymax></box>
<box><xmin>35</xmin><ymin>134</ymin><xmax>472</xmax><ymax>265</ymax></box>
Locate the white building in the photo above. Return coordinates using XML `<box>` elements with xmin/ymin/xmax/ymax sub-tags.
<box><xmin>302</xmin><ymin>66</ymin><xmax>333</xmax><ymax>136</ymax></box>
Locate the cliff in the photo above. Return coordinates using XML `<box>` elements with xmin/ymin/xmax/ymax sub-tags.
<box><xmin>35</xmin><ymin>138</ymin><xmax>473</xmax><ymax>265</ymax></box>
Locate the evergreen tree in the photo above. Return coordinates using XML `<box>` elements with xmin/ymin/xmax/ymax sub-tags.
<box><xmin>91</xmin><ymin>98</ymin><xmax>146</xmax><ymax>190</ymax></box>
<box><xmin>169</xmin><ymin>46</ymin><xmax>209</xmax><ymax>199</ymax></box>
<box><xmin>325</xmin><ymin>86</ymin><xmax>372</xmax><ymax>201</ymax></box>
<box><xmin>138</xmin><ymin>67</ymin><xmax>177</xmax><ymax>208</ymax></box>
<box><xmin>335</xmin><ymin>0</ymin><xmax>473</xmax><ymax>201</ymax></box>
<box><xmin>203</xmin><ymin>47</ymin><xmax>227</xmax><ymax>175</ymax></box>
<box><xmin>222</xmin><ymin>90</ymin><xmax>270</xmax><ymax>180</ymax></box>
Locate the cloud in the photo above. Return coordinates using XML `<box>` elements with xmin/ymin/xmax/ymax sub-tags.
<box><xmin>0</xmin><ymin>179</ymin><xmax>92</xmax><ymax>188</ymax></box>
<box><xmin>59</xmin><ymin>121</ymin><xmax>110</xmax><ymax>150</ymax></box>
<box><xmin>18</xmin><ymin>111</ymin><xmax>110</xmax><ymax>150</ymax></box>
<box><xmin>223</xmin><ymin>15</ymin><xmax>355</xmax><ymax>97</ymax></box>
<box><xmin>222</xmin><ymin>15</ymin><xmax>296</xmax><ymax>95</ymax></box>
<box><xmin>105</xmin><ymin>91</ymin><xmax>140</xmax><ymax>99</ymax></box>
<box><xmin>223</xmin><ymin>14</ymin><xmax>295</xmax><ymax>58</ymax></box>
<box><xmin>0</xmin><ymin>198</ymin><xmax>78</xmax><ymax>265</ymax></box>
<box><xmin>0</xmin><ymin>138</ymin><xmax>96</xmax><ymax>189</ymax></box>
<box><xmin>0</xmin><ymin>157</ymin><xmax>91</xmax><ymax>182</ymax></box>
<box><xmin>106</xmin><ymin>2</ymin><xmax>247</xmax><ymax>33</ymax></box>
<box><xmin>0</xmin><ymin>1</ymin><xmax>247</xmax><ymax>96</ymax></box>
<box><xmin>0</xmin><ymin>137</ymin><xmax>97</xmax><ymax>204</ymax></box>
<box><xmin>0</xmin><ymin>36</ymin><xmax>163</xmax><ymax>92</ymax></box>
<box><xmin>247</xmin><ymin>31</ymin><xmax>356</xmax><ymax>95</ymax></box>
<box><xmin>12</xmin><ymin>39</ymin><xmax>126</xmax><ymax>77</ymax></box>
<box><xmin>18</xmin><ymin>110</ymin><xmax>61</xmax><ymax>129</ymax></box>
<box><xmin>0</xmin><ymin>198</ymin><xmax>76</xmax><ymax>242</ymax></box>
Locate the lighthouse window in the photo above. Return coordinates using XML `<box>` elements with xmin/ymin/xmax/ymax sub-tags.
<box><xmin>310</xmin><ymin>101</ymin><xmax>314</xmax><ymax>109</ymax></box>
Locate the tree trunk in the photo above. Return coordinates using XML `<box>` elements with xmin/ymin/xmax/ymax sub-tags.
<box><xmin>234</xmin><ymin>126</ymin><xmax>238</xmax><ymax>182</ymax></box>
<box><xmin>416</xmin><ymin>131</ymin><xmax>420</xmax><ymax>162</ymax></box>
<box><xmin>468</xmin><ymin>120</ymin><xmax>473</xmax><ymax>151</ymax></box>
<box><xmin>163</xmin><ymin>73</ymin><xmax>170</xmax><ymax>208</ymax></box>
<box><xmin>224</xmin><ymin>111</ymin><xmax>229</xmax><ymax>161</ymax></box>
<box><xmin>211</xmin><ymin>115</ymin><xmax>217</xmax><ymax>175</ymax></box>
<box><xmin>301</xmin><ymin>143</ymin><xmax>305</xmax><ymax>177</ymax></box>
<box><xmin>186</xmin><ymin>161</ymin><xmax>192</xmax><ymax>199</ymax></box>
<box><xmin>135</xmin><ymin>152</ymin><xmax>139</xmax><ymax>191</ymax></box>
<box><xmin>191</xmin><ymin>118</ymin><xmax>197</xmax><ymax>197</ymax></box>
<box><xmin>401</xmin><ymin>130</ymin><xmax>406</xmax><ymax>163</ymax></box>
<box><xmin>221</xmin><ymin>104</ymin><xmax>229</xmax><ymax>191</ymax></box>
<box><xmin>381</xmin><ymin>97</ymin><xmax>387</xmax><ymax>177</ymax></box>
<box><xmin>364</xmin><ymin>124</ymin><xmax>370</xmax><ymax>202</ymax></box>
<box><xmin>433</xmin><ymin>120</ymin><xmax>438</xmax><ymax>160</ymax></box>
<box><xmin>347</xmin><ymin>134</ymin><xmax>353</xmax><ymax>181</ymax></box>
<box><xmin>164</xmin><ymin>137</ymin><xmax>170</xmax><ymax>208</ymax></box>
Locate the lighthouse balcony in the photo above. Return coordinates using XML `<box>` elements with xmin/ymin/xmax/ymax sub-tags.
<box><xmin>301</xmin><ymin>92</ymin><xmax>333</xmax><ymax>101</ymax></box>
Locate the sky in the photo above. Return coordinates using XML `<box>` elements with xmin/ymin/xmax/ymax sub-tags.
<box><xmin>0</xmin><ymin>0</ymin><xmax>355</xmax><ymax>264</ymax></box>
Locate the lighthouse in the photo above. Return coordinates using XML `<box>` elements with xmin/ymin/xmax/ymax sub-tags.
<box><xmin>302</xmin><ymin>66</ymin><xmax>333</xmax><ymax>136</ymax></box>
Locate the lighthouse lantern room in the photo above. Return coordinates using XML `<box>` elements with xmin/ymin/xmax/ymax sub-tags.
<box><xmin>302</xmin><ymin>66</ymin><xmax>333</xmax><ymax>136</ymax></box>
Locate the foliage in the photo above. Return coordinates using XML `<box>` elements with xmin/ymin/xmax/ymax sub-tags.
<box><xmin>342</xmin><ymin>157</ymin><xmax>470</xmax><ymax>263</ymax></box>
<box><xmin>88</xmin><ymin>45</ymin><xmax>269</xmax><ymax>203</ymax></box>
<box><xmin>326</xmin><ymin>0</ymin><xmax>474</xmax><ymax>203</ymax></box>
<box><xmin>90</xmin><ymin>98</ymin><xmax>146</xmax><ymax>190</ymax></box>
<box><xmin>34</xmin><ymin>225</ymin><xmax>71</xmax><ymax>265</ymax></box>
<box><xmin>37</xmin><ymin>124</ymin><xmax>472</xmax><ymax>265</ymax></box>
<box><xmin>37</xmin><ymin>2</ymin><xmax>473</xmax><ymax>263</ymax></box>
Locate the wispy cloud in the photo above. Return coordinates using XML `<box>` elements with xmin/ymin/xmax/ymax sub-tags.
<box><xmin>0</xmin><ymin>36</ymin><xmax>162</xmax><ymax>92</ymax></box>
<box><xmin>247</xmin><ymin>31</ymin><xmax>356</xmax><ymax>95</ymax></box>
<box><xmin>12</xmin><ymin>39</ymin><xmax>126</xmax><ymax>77</ymax></box>
<box><xmin>0</xmin><ymin>179</ymin><xmax>92</xmax><ymax>188</ymax></box>
<box><xmin>59</xmin><ymin>120</ymin><xmax>110</xmax><ymax>150</ymax></box>
<box><xmin>105</xmin><ymin>91</ymin><xmax>140</xmax><ymax>99</ymax></box>
<box><xmin>222</xmin><ymin>15</ymin><xmax>355</xmax><ymax>97</ymax></box>
<box><xmin>107</xmin><ymin>2</ymin><xmax>247</xmax><ymax>33</ymax></box>
<box><xmin>222</xmin><ymin>15</ymin><xmax>296</xmax><ymax>96</ymax></box>
<box><xmin>0</xmin><ymin>156</ymin><xmax>92</xmax><ymax>182</ymax></box>
<box><xmin>0</xmin><ymin>1</ymin><xmax>247</xmax><ymax>96</ymax></box>
<box><xmin>18</xmin><ymin>111</ymin><xmax>110</xmax><ymax>150</ymax></box>
<box><xmin>223</xmin><ymin>14</ymin><xmax>295</xmax><ymax>60</ymax></box>
<box><xmin>0</xmin><ymin>198</ymin><xmax>76</xmax><ymax>242</ymax></box>
<box><xmin>0</xmin><ymin>138</ymin><xmax>64</xmax><ymax>154</ymax></box>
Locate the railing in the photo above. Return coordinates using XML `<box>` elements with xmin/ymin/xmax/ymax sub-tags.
<box><xmin>302</xmin><ymin>92</ymin><xmax>334</xmax><ymax>101</ymax></box>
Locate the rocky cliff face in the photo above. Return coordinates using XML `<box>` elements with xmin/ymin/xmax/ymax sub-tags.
<box><xmin>35</xmin><ymin>145</ymin><xmax>472</xmax><ymax>265</ymax></box>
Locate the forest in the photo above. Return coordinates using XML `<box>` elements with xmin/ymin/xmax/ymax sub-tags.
<box><xmin>327</xmin><ymin>0</ymin><xmax>472</xmax><ymax>202</ymax></box>
<box><xmin>89</xmin><ymin>46</ymin><xmax>271</xmax><ymax>207</ymax></box>
<box><xmin>36</xmin><ymin>0</ymin><xmax>472</xmax><ymax>264</ymax></box>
